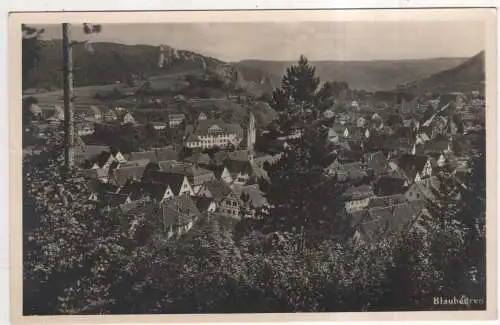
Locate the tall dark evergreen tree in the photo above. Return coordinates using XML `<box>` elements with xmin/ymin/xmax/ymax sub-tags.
<box><xmin>271</xmin><ymin>55</ymin><xmax>321</xmax><ymax>132</ymax></box>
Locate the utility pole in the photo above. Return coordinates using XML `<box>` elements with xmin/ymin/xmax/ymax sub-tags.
<box><xmin>62</xmin><ymin>23</ymin><xmax>75</xmax><ymax>170</ymax></box>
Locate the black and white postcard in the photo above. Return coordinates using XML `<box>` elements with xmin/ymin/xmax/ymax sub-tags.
<box><xmin>9</xmin><ymin>8</ymin><xmax>498</xmax><ymax>323</ymax></box>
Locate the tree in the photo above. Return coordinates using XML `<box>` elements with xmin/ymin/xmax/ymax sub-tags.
<box><xmin>271</xmin><ymin>55</ymin><xmax>321</xmax><ymax>132</ymax></box>
<box><xmin>22</xmin><ymin>25</ymin><xmax>45</xmax><ymax>90</ymax></box>
<box><xmin>261</xmin><ymin>125</ymin><xmax>346</xmax><ymax>251</ymax></box>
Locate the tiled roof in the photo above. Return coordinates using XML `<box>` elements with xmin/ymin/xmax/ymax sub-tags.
<box><xmin>128</xmin><ymin>151</ymin><xmax>157</xmax><ymax>162</ymax></box>
<box><xmin>231</xmin><ymin>184</ymin><xmax>268</xmax><ymax>207</ymax></box>
<box><xmin>109</xmin><ymin>165</ymin><xmax>147</xmax><ymax>187</ymax></box>
<box><xmin>343</xmin><ymin>184</ymin><xmax>374</xmax><ymax>200</ymax></box>
<box><xmin>160</xmin><ymin>195</ymin><xmax>200</xmax><ymax>227</ymax></box>
<box><xmin>203</xmin><ymin>179</ymin><xmax>233</xmax><ymax>202</ymax></box>
<box><xmin>227</xmin><ymin>150</ymin><xmax>252</xmax><ymax>162</ymax></box>
<box><xmin>161</xmin><ymin>162</ymin><xmax>215</xmax><ymax>186</ymax></box>
<box><xmin>168</xmin><ymin>113</ymin><xmax>186</xmax><ymax>120</ymax></box>
<box><xmin>374</xmin><ymin>176</ymin><xmax>407</xmax><ymax>195</ymax></box>
<box><xmin>156</xmin><ymin>147</ymin><xmax>179</xmax><ymax>161</ymax></box>
<box><xmin>185</xmin><ymin>153</ymin><xmax>211</xmax><ymax>165</ymax></box>
<box><xmin>116</xmin><ymin>159</ymin><xmax>150</xmax><ymax>169</ymax></box>
<box><xmin>411</xmin><ymin>176</ymin><xmax>441</xmax><ymax>202</ymax></box>
<box><xmin>188</xmin><ymin>119</ymin><xmax>244</xmax><ymax>137</ymax></box>
<box><xmin>192</xmin><ymin>196</ymin><xmax>215</xmax><ymax>213</ymax></box>
<box><xmin>88</xmin><ymin>179</ymin><xmax>119</xmax><ymax>196</ymax></box>
<box><xmin>142</xmin><ymin>170</ymin><xmax>187</xmax><ymax>194</ymax></box>
<box><xmin>75</xmin><ymin>145</ymin><xmax>110</xmax><ymax>161</ymax></box>
<box><xmin>423</xmin><ymin>139</ymin><xmax>450</xmax><ymax>154</ymax></box>
<box><xmin>368</xmin><ymin>194</ymin><xmax>408</xmax><ymax>209</ymax></box>
<box><xmin>143</xmin><ymin>182</ymin><xmax>170</xmax><ymax>201</ymax></box>
<box><xmin>396</xmin><ymin>154</ymin><xmax>428</xmax><ymax>180</ymax></box>
<box><xmin>83</xmin><ymin>167</ymin><xmax>109</xmax><ymax>180</ymax></box>
<box><xmin>226</xmin><ymin>159</ymin><xmax>253</xmax><ymax>177</ymax></box>
<box><xmin>358</xmin><ymin>203</ymin><xmax>418</xmax><ymax>243</ymax></box>
<box><xmin>117</xmin><ymin>179</ymin><xmax>144</xmax><ymax>201</ymax></box>
<box><xmin>364</xmin><ymin>151</ymin><xmax>387</xmax><ymax>173</ymax></box>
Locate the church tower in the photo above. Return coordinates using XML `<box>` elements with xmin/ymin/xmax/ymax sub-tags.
<box><xmin>247</xmin><ymin>111</ymin><xmax>256</xmax><ymax>153</ymax></box>
<box><xmin>158</xmin><ymin>46</ymin><xmax>165</xmax><ymax>68</ymax></box>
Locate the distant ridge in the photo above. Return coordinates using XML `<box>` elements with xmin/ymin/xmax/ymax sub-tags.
<box><xmin>406</xmin><ymin>51</ymin><xmax>485</xmax><ymax>95</ymax></box>
<box><xmin>233</xmin><ymin>57</ymin><xmax>469</xmax><ymax>92</ymax></box>
<box><xmin>25</xmin><ymin>39</ymin><xmax>475</xmax><ymax>95</ymax></box>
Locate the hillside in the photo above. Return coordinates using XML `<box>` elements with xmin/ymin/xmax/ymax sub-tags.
<box><xmin>407</xmin><ymin>51</ymin><xmax>485</xmax><ymax>95</ymax></box>
<box><xmin>234</xmin><ymin>57</ymin><xmax>469</xmax><ymax>92</ymax></box>
<box><xmin>25</xmin><ymin>40</ymin><xmax>226</xmax><ymax>90</ymax></box>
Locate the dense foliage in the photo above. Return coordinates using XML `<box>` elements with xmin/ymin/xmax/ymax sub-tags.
<box><xmin>22</xmin><ymin>55</ymin><xmax>487</xmax><ymax>314</ymax></box>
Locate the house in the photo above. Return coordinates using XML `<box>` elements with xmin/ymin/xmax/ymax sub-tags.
<box><xmin>363</xmin><ymin>151</ymin><xmax>388</xmax><ymax>176</ymax></box>
<box><xmin>343</xmin><ymin>184</ymin><xmax>374</xmax><ymax>213</ymax></box>
<box><xmin>224</xmin><ymin>158</ymin><xmax>269</xmax><ymax>186</ymax></box>
<box><xmin>128</xmin><ymin>151</ymin><xmax>158</xmax><ymax>162</ymax></box>
<box><xmin>405</xmin><ymin>176</ymin><xmax>441</xmax><ymax>205</ymax></box>
<box><xmin>156</xmin><ymin>146</ymin><xmax>180</xmax><ymax>162</ymax></box>
<box><xmin>327</xmin><ymin>128</ymin><xmax>340</xmax><ymax>144</ymax></box>
<box><xmin>356</xmin><ymin>116</ymin><xmax>367</xmax><ymax>128</ymax></box>
<box><xmin>395</xmin><ymin>154</ymin><xmax>433</xmax><ymax>183</ymax></box>
<box><xmin>184</xmin><ymin>119</ymin><xmax>244</xmax><ymax>149</ymax></box>
<box><xmin>192</xmin><ymin>196</ymin><xmax>217</xmax><ymax>214</ymax></box>
<box><xmin>198</xmin><ymin>112</ymin><xmax>208</xmax><ymax>121</ymax></box>
<box><xmin>83</xmin><ymin>167</ymin><xmax>110</xmax><ymax>182</ymax></box>
<box><xmin>196</xmin><ymin>179</ymin><xmax>242</xmax><ymax>217</ymax></box>
<box><xmin>374</xmin><ymin>176</ymin><xmax>408</xmax><ymax>196</ymax></box>
<box><xmin>159</xmin><ymin>195</ymin><xmax>201</xmax><ymax>239</ymax></box>
<box><xmin>87</xmin><ymin>179</ymin><xmax>119</xmax><ymax>202</ymax></box>
<box><xmin>218</xmin><ymin>191</ymin><xmax>243</xmax><ymax>218</ymax></box>
<box><xmin>116</xmin><ymin>111</ymin><xmax>136</xmax><ymax>125</ymax></box>
<box><xmin>168</xmin><ymin>113</ymin><xmax>186</xmax><ymax>128</ymax></box>
<box><xmin>88</xmin><ymin>151</ymin><xmax>117</xmax><ymax>172</ymax></box>
<box><xmin>184</xmin><ymin>153</ymin><xmax>211</xmax><ymax>166</ymax></box>
<box><xmin>368</xmin><ymin>194</ymin><xmax>408</xmax><ymax>209</ymax></box>
<box><xmin>110</xmin><ymin>158</ymin><xmax>150</xmax><ymax>171</ymax></box>
<box><xmin>423</xmin><ymin>138</ymin><xmax>452</xmax><ymax>156</ymax></box>
<box><xmin>142</xmin><ymin>170</ymin><xmax>194</xmax><ymax>197</ymax></box>
<box><xmin>108</xmin><ymin>165</ymin><xmax>148</xmax><ymax>188</ymax></box>
<box><xmin>197</xmin><ymin>179</ymin><xmax>233</xmax><ymax>204</ymax></box>
<box><xmin>75</xmin><ymin>145</ymin><xmax>110</xmax><ymax>164</ymax></box>
<box><xmin>159</xmin><ymin>162</ymin><xmax>216</xmax><ymax>194</ymax></box>
<box><xmin>231</xmin><ymin>184</ymin><xmax>268</xmax><ymax>218</ymax></box>
<box><xmin>127</xmin><ymin>146</ymin><xmax>179</xmax><ymax>163</ymax></box>
<box><xmin>353</xmin><ymin>202</ymin><xmax>421</xmax><ymax>244</ymax></box>
<box><xmin>143</xmin><ymin>182</ymin><xmax>176</xmax><ymax>202</ymax></box>
<box><xmin>103</xmin><ymin>110</ymin><xmax>118</xmax><ymax>121</ymax></box>
<box><xmin>151</xmin><ymin>121</ymin><xmax>167</xmax><ymax>130</ymax></box>
<box><xmin>115</xmin><ymin>180</ymin><xmax>150</xmax><ymax>212</ymax></box>
<box><xmin>326</xmin><ymin>161</ymin><xmax>367</xmax><ymax>181</ymax></box>
<box><xmin>89</xmin><ymin>105</ymin><xmax>102</xmax><ymax>120</ymax></box>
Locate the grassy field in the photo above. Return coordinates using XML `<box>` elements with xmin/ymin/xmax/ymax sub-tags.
<box><xmin>25</xmin><ymin>68</ymin><xmax>203</xmax><ymax>108</ymax></box>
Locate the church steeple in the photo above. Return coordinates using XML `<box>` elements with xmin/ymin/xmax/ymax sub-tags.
<box><xmin>246</xmin><ymin>110</ymin><xmax>256</xmax><ymax>153</ymax></box>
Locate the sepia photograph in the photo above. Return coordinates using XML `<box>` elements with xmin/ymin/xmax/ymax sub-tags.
<box><xmin>10</xmin><ymin>8</ymin><xmax>497</xmax><ymax>322</ymax></box>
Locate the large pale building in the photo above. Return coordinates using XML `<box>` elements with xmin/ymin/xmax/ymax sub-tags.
<box><xmin>184</xmin><ymin>119</ymin><xmax>244</xmax><ymax>149</ymax></box>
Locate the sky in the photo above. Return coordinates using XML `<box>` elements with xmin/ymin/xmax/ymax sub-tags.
<box><xmin>35</xmin><ymin>21</ymin><xmax>486</xmax><ymax>62</ymax></box>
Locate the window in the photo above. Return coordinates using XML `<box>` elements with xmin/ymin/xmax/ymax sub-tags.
<box><xmin>416</xmin><ymin>193</ymin><xmax>420</xmax><ymax>199</ymax></box>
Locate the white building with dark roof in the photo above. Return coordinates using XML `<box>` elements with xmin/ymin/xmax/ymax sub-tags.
<box><xmin>184</xmin><ymin>119</ymin><xmax>244</xmax><ymax>149</ymax></box>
